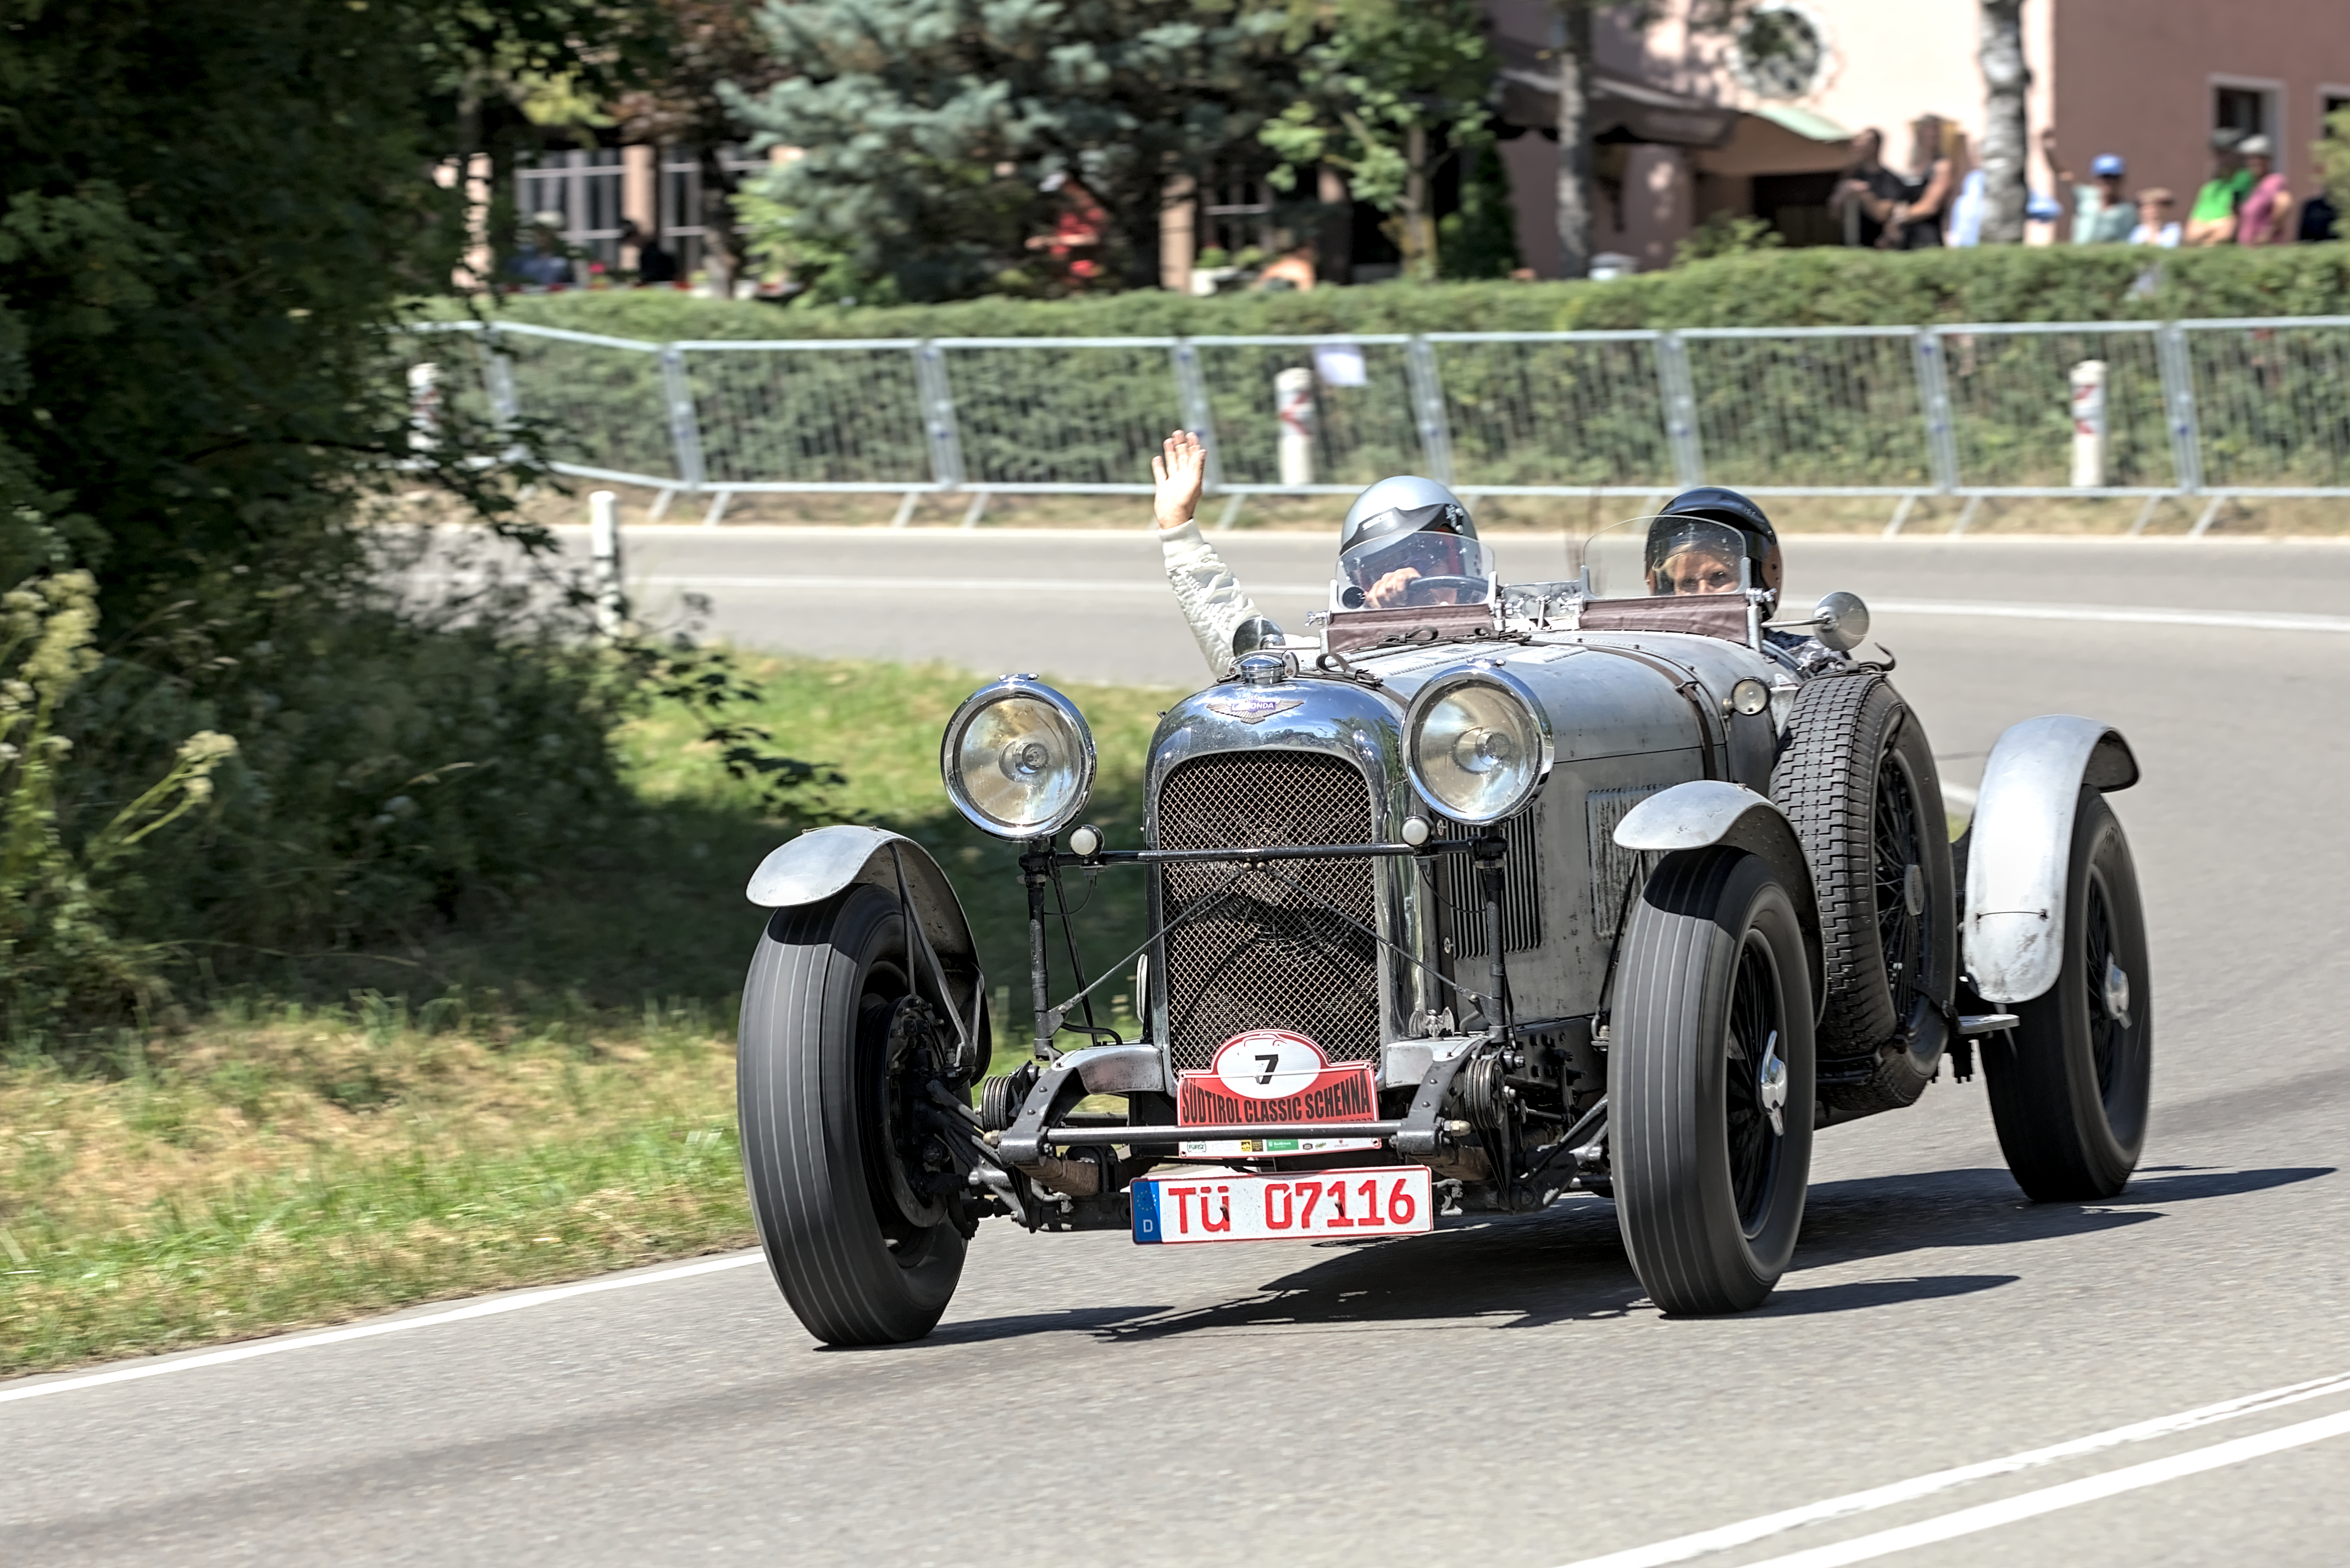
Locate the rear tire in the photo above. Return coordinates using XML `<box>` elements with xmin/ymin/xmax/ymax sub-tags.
<box><xmin>1982</xmin><ymin>790</ymin><xmax>2152</xmax><ymax>1201</ymax></box>
<box><xmin>1614</xmin><ymin>849</ymin><xmax>1817</xmax><ymax>1315</ymax></box>
<box><xmin>739</xmin><ymin>884</ymin><xmax>967</xmax><ymax>1345</ymax></box>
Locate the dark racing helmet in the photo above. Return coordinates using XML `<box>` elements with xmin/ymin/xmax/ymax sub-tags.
<box><xmin>1648</xmin><ymin>486</ymin><xmax>1782</xmax><ymax>607</ymax></box>
<box><xmin>1335</xmin><ymin>475</ymin><xmax>1494</xmax><ymax>608</ymax></box>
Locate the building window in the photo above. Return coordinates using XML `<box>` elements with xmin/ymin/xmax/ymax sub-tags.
<box><xmin>1200</xmin><ymin>165</ymin><xmax>1278</xmax><ymax>258</ymax></box>
<box><xmin>517</xmin><ymin>148</ymin><xmax>625</xmax><ymax>269</ymax></box>
<box><xmin>2214</xmin><ymin>84</ymin><xmax>2276</xmax><ymax>147</ymax></box>
<box><xmin>656</xmin><ymin>147</ymin><xmax>771</xmax><ymax>279</ymax></box>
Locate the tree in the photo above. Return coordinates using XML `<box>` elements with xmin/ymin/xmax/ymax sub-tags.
<box><xmin>1547</xmin><ymin>2</ymin><xmax>1761</xmax><ymax>279</ymax></box>
<box><xmin>611</xmin><ymin>1</ymin><xmax>789</xmax><ymax>293</ymax></box>
<box><xmin>1977</xmin><ymin>0</ymin><xmax>2030</xmax><ymax>243</ymax></box>
<box><xmin>0</xmin><ymin>0</ymin><xmax>699</xmax><ymax>1021</ymax></box>
<box><xmin>726</xmin><ymin>0</ymin><xmax>1300</xmax><ymax>301</ymax></box>
<box><xmin>1552</xmin><ymin>1</ymin><xmax>1599</xmax><ymax>280</ymax></box>
<box><xmin>1257</xmin><ymin>0</ymin><xmax>1497</xmax><ymax>282</ymax></box>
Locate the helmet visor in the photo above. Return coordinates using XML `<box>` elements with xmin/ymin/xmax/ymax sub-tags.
<box><xmin>1337</xmin><ymin>529</ymin><xmax>1496</xmax><ymax>609</ymax></box>
<box><xmin>1582</xmin><ymin>516</ymin><xmax>1753</xmax><ymax>599</ymax></box>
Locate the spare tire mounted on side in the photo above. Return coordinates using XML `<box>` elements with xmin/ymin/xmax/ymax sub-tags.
<box><xmin>1770</xmin><ymin>671</ymin><xmax>1958</xmax><ymax>1123</ymax></box>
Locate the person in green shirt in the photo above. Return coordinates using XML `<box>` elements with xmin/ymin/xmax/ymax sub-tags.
<box><xmin>2041</xmin><ymin>129</ymin><xmax>2136</xmax><ymax>243</ymax></box>
<box><xmin>2188</xmin><ymin>132</ymin><xmax>2253</xmax><ymax>246</ymax></box>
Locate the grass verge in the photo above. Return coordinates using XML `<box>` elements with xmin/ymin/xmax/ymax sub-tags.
<box><xmin>1</xmin><ymin>653</ymin><xmax>1175</xmax><ymax>1378</ymax></box>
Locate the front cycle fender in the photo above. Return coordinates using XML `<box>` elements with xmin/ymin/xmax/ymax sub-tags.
<box><xmin>746</xmin><ymin>825</ymin><xmax>982</xmax><ymax>1020</ymax></box>
<box><xmin>1964</xmin><ymin>716</ymin><xmax>2139</xmax><ymax>1005</ymax></box>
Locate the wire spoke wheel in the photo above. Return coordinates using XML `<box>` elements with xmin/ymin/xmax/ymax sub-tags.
<box><xmin>1722</xmin><ymin>937</ymin><xmax>1788</xmax><ymax>1237</ymax></box>
<box><xmin>1615</xmin><ymin>847</ymin><xmax>1815</xmax><ymax>1315</ymax></box>
<box><xmin>1772</xmin><ymin>672</ymin><xmax>1957</xmax><ymax>1122</ymax></box>
<box><xmin>1983</xmin><ymin>789</ymin><xmax>2153</xmax><ymax>1202</ymax></box>
<box><xmin>739</xmin><ymin>884</ymin><xmax>971</xmax><ymax>1346</ymax></box>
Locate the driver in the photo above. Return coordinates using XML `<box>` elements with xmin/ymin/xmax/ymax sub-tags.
<box><xmin>1151</xmin><ymin>429</ymin><xmax>1492</xmax><ymax>674</ymax></box>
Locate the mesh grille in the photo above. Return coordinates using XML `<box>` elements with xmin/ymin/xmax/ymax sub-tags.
<box><xmin>1587</xmin><ymin>786</ymin><xmax>1662</xmax><ymax>938</ymax></box>
<box><xmin>1157</xmin><ymin>752</ymin><xmax>1381</xmax><ymax>1074</ymax></box>
<box><xmin>1434</xmin><ymin>811</ymin><xmax>1543</xmax><ymax>956</ymax></box>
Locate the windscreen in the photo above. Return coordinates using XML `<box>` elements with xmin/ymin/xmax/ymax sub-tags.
<box><xmin>1334</xmin><ymin>530</ymin><xmax>1498</xmax><ymax>610</ymax></box>
<box><xmin>1580</xmin><ymin>516</ymin><xmax>1753</xmax><ymax>601</ymax></box>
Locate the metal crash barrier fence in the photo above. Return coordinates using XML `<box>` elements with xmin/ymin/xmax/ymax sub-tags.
<box><xmin>407</xmin><ymin>316</ymin><xmax>2350</xmax><ymax>535</ymax></box>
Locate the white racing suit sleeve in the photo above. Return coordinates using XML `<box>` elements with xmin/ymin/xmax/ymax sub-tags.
<box><xmin>1159</xmin><ymin>518</ymin><xmax>1266</xmax><ymax>677</ymax></box>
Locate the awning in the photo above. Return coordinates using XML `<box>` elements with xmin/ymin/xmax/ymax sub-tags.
<box><xmin>1492</xmin><ymin>35</ymin><xmax>1852</xmax><ymax>165</ymax></box>
<box><xmin>1493</xmin><ymin>36</ymin><xmax>1740</xmax><ymax>148</ymax></box>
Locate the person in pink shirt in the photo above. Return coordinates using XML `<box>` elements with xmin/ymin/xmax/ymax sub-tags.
<box><xmin>2234</xmin><ymin>136</ymin><xmax>2295</xmax><ymax>246</ymax></box>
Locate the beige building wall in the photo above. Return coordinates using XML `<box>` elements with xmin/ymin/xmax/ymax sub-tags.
<box><xmin>2048</xmin><ymin>0</ymin><xmax>2350</xmax><ymax>219</ymax></box>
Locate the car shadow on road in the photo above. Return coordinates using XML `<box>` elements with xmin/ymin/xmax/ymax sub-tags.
<box><xmin>917</xmin><ymin>1162</ymin><xmax>2335</xmax><ymax>1347</ymax></box>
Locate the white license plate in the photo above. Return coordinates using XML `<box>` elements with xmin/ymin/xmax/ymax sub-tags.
<box><xmin>1131</xmin><ymin>1168</ymin><xmax>1434</xmax><ymax>1245</ymax></box>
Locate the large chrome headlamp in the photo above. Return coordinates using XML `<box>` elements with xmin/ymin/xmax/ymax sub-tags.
<box><xmin>940</xmin><ymin>676</ymin><xmax>1095</xmax><ymax>840</ymax></box>
<box><xmin>1402</xmin><ymin>667</ymin><xmax>1553</xmax><ymax>825</ymax></box>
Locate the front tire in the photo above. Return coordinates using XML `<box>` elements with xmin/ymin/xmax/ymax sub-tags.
<box><xmin>1982</xmin><ymin>789</ymin><xmax>2152</xmax><ymax>1201</ymax></box>
<box><xmin>1614</xmin><ymin>849</ymin><xmax>1817</xmax><ymax>1315</ymax></box>
<box><xmin>739</xmin><ymin>884</ymin><xmax>967</xmax><ymax>1345</ymax></box>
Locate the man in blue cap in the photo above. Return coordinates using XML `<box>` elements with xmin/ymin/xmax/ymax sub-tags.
<box><xmin>2042</xmin><ymin>129</ymin><xmax>2136</xmax><ymax>244</ymax></box>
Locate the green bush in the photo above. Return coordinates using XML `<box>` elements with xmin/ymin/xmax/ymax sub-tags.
<box><xmin>473</xmin><ymin>242</ymin><xmax>2350</xmax><ymax>342</ymax></box>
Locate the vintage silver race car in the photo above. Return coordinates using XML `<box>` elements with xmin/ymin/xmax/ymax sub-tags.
<box><xmin>735</xmin><ymin>516</ymin><xmax>2151</xmax><ymax>1345</ymax></box>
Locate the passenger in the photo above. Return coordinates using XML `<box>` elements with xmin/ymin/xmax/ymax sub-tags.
<box><xmin>1644</xmin><ymin>487</ymin><xmax>1846</xmax><ymax>674</ymax></box>
<box><xmin>1152</xmin><ymin>429</ymin><xmax>1492</xmax><ymax>675</ymax></box>
<box><xmin>1643</xmin><ymin>486</ymin><xmax>1785</xmax><ymax>608</ymax></box>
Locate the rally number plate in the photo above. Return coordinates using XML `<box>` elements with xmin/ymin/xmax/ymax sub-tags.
<box><xmin>1132</xmin><ymin>1168</ymin><xmax>1434</xmax><ymax>1246</ymax></box>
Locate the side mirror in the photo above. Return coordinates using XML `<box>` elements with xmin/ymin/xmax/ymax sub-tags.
<box><xmin>1231</xmin><ymin>616</ymin><xmax>1285</xmax><ymax>657</ymax></box>
<box><xmin>1811</xmin><ymin>591</ymin><xmax>1871</xmax><ymax>652</ymax></box>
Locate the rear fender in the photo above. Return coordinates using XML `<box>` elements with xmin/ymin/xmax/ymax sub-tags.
<box><xmin>1615</xmin><ymin>780</ymin><xmax>1824</xmax><ymax>1004</ymax></box>
<box><xmin>1963</xmin><ymin>716</ymin><xmax>2139</xmax><ymax>1005</ymax></box>
<box><xmin>747</xmin><ymin>825</ymin><xmax>984</xmax><ymax>1040</ymax></box>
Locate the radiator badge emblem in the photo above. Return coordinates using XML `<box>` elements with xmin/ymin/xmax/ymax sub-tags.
<box><xmin>1202</xmin><ymin>694</ymin><xmax>1304</xmax><ymax>724</ymax></box>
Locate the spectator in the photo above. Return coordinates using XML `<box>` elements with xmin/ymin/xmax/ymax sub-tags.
<box><xmin>2042</xmin><ymin>130</ymin><xmax>2136</xmax><ymax>243</ymax></box>
<box><xmin>2186</xmin><ymin>132</ymin><xmax>2249</xmax><ymax>246</ymax></box>
<box><xmin>1886</xmin><ymin>116</ymin><xmax>1961</xmax><ymax>248</ymax></box>
<box><xmin>1832</xmin><ymin>129</ymin><xmax>1908</xmax><ymax>248</ymax></box>
<box><xmin>2300</xmin><ymin>187</ymin><xmax>2341</xmax><ymax>242</ymax></box>
<box><xmin>621</xmin><ymin>219</ymin><xmax>678</xmax><ymax>285</ymax></box>
<box><xmin>507</xmin><ymin>210</ymin><xmax>574</xmax><ymax>288</ymax></box>
<box><xmin>2234</xmin><ymin>136</ymin><xmax>2294</xmax><ymax>246</ymax></box>
<box><xmin>2129</xmin><ymin>188</ymin><xmax>2182</xmax><ymax>247</ymax></box>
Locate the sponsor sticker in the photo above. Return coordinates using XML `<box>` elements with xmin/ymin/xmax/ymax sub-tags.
<box><xmin>1174</xmin><ymin>1030</ymin><xmax>1377</xmax><ymax>1130</ymax></box>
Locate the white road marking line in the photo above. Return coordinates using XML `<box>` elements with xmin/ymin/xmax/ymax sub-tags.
<box><xmin>0</xmin><ymin>1253</ymin><xmax>765</xmax><ymax>1406</ymax></box>
<box><xmin>1867</xmin><ymin>597</ymin><xmax>2350</xmax><ymax>634</ymax></box>
<box><xmin>634</xmin><ymin>577</ymin><xmax>2350</xmax><ymax>633</ymax></box>
<box><xmin>636</xmin><ymin>574</ymin><xmax>1332</xmax><ymax>596</ymax></box>
<box><xmin>1732</xmin><ymin>1407</ymin><xmax>2350</xmax><ymax>1568</ymax></box>
<box><xmin>1553</xmin><ymin>1371</ymin><xmax>2350</xmax><ymax>1568</ymax></box>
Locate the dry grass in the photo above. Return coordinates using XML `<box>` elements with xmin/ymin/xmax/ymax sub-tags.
<box><xmin>0</xmin><ymin>999</ymin><xmax>747</xmax><ymax>1378</ymax></box>
<box><xmin>436</xmin><ymin>481</ymin><xmax>2350</xmax><ymax>539</ymax></box>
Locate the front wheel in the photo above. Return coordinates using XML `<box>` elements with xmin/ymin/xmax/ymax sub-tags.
<box><xmin>1982</xmin><ymin>789</ymin><xmax>2152</xmax><ymax>1201</ymax></box>
<box><xmin>1613</xmin><ymin>848</ymin><xmax>1817</xmax><ymax>1315</ymax></box>
<box><xmin>739</xmin><ymin>884</ymin><xmax>968</xmax><ymax>1345</ymax></box>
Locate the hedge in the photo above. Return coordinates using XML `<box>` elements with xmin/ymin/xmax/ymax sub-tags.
<box><xmin>454</xmin><ymin>243</ymin><xmax>2350</xmax><ymax>343</ymax></box>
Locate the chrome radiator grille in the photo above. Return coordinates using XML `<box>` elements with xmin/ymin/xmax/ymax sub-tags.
<box><xmin>1156</xmin><ymin>752</ymin><xmax>1382</xmax><ymax>1074</ymax></box>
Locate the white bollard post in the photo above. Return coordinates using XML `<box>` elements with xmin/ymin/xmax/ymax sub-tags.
<box><xmin>406</xmin><ymin>361</ymin><xmax>441</xmax><ymax>453</ymax></box>
<box><xmin>2070</xmin><ymin>359</ymin><xmax>2108</xmax><ymax>489</ymax></box>
<box><xmin>1276</xmin><ymin>367</ymin><xmax>1316</xmax><ymax>487</ymax></box>
<box><xmin>588</xmin><ymin>489</ymin><xmax>625</xmax><ymax>639</ymax></box>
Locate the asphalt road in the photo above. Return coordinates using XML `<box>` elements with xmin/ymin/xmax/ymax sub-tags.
<box><xmin>9</xmin><ymin>529</ymin><xmax>2350</xmax><ymax>1565</ymax></box>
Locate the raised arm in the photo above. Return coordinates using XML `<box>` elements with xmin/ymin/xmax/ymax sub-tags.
<box><xmin>1152</xmin><ymin>429</ymin><xmax>1265</xmax><ymax>678</ymax></box>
